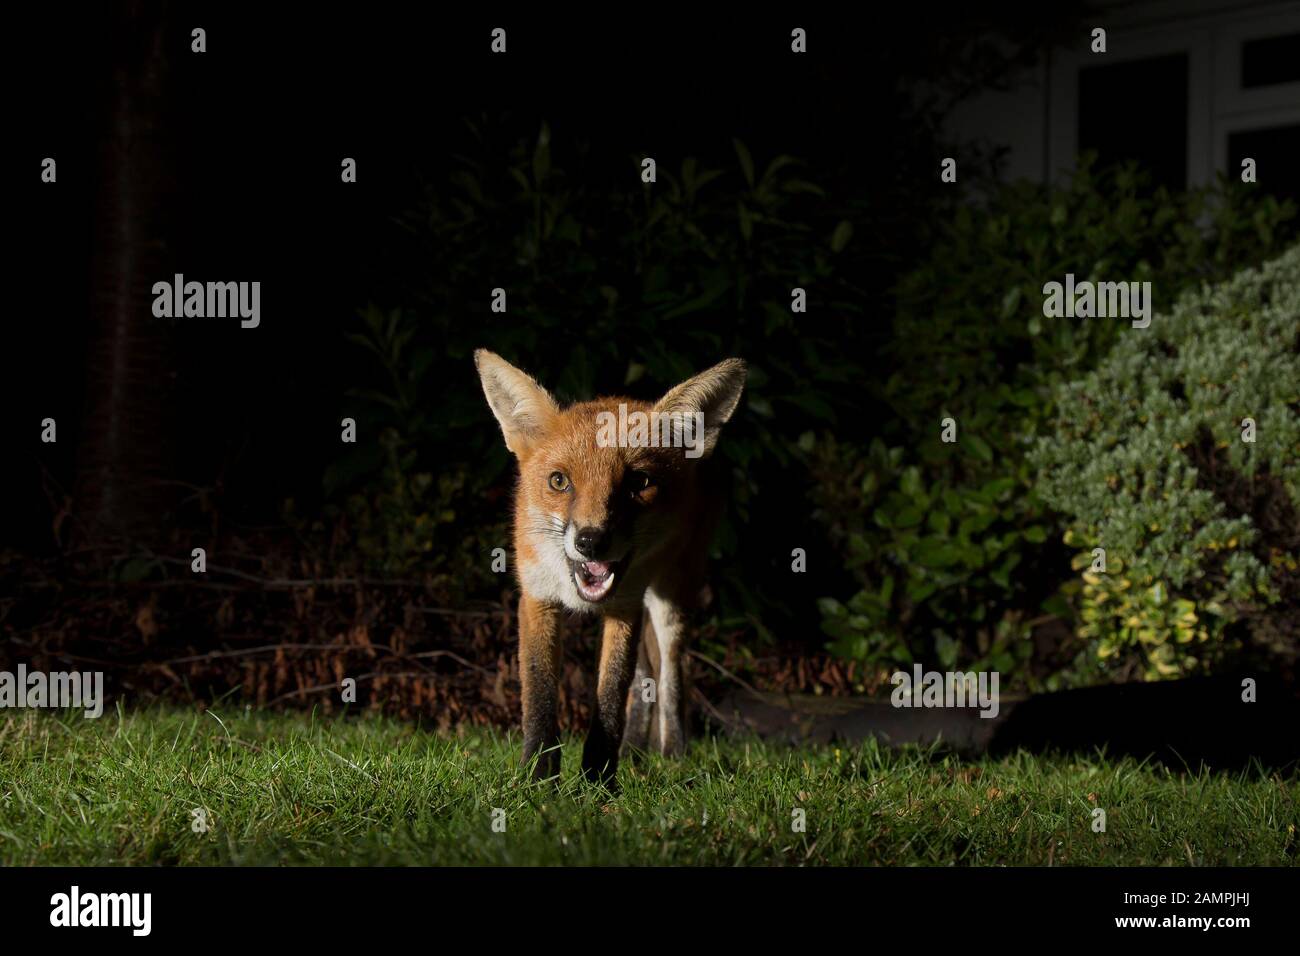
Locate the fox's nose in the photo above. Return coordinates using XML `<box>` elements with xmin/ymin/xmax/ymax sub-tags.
<box><xmin>574</xmin><ymin>526</ymin><xmax>609</xmax><ymax>559</ymax></box>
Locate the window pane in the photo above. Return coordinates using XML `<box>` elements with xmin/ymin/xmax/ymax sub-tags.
<box><xmin>1078</xmin><ymin>53</ymin><xmax>1189</xmax><ymax>191</ymax></box>
<box><xmin>1228</xmin><ymin>124</ymin><xmax>1300</xmax><ymax>208</ymax></box>
<box><xmin>1242</xmin><ymin>33</ymin><xmax>1300</xmax><ymax>88</ymax></box>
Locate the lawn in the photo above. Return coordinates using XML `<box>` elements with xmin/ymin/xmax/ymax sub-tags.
<box><xmin>0</xmin><ymin>706</ymin><xmax>1295</xmax><ymax>866</ymax></box>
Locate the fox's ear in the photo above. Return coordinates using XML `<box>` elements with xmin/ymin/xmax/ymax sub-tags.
<box><xmin>474</xmin><ymin>349</ymin><xmax>560</xmax><ymax>458</ymax></box>
<box><xmin>653</xmin><ymin>358</ymin><xmax>747</xmax><ymax>458</ymax></box>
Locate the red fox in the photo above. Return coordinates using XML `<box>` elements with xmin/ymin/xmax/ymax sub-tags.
<box><xmin>475</xmin><ymin>349</ymin><xmax>746</xmax><ymax>785</ymax></box>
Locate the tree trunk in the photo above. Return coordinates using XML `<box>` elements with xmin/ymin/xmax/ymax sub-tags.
<box><xmin>75</xmin><ymin>1</ymin><xmax>179</xmax><ymax>548</ymax></box>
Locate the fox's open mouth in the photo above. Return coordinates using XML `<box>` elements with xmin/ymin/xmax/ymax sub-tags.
<box><xmin>571</xmin><ymin>559</ymin><xmax>622</xmax><ymax>603</ymax></box>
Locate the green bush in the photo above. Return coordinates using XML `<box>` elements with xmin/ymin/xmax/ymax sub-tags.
<box><xmin>813</xmin><ymin>434</ymin><xmax>1045</xmax><ymax>676</ymax></box>
<box><xmin>1031</xmin><ymin>244</ymin><xmax>1300</xmax><ymax>679</ymax></box>
<box><xmin>815</xmin><ymin>158</ymin><xmax>1297</xmax><ymax>688</ymax></box>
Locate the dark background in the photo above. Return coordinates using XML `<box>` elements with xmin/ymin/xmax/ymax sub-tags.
<box><xmin>8</xmin><ymin>3</ymin><xmax>1069</xmax><ymax>548</ymax></box>
<box><xmin>5</xmin><ymin>2</ymin><xmax>1297</xmax><ymax>720</ymax></box>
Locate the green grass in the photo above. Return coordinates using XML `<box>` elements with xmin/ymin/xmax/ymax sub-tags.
<box><xmin>0</xmin><ymin>706</ymin><xmax>1295</xmax><ymax>865</ymax></box>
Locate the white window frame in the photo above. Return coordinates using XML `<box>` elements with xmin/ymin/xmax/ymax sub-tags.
<box><xmin>1047</xmin><ymin>3</ymin><xmax>1300</xmax><ymax>189</ymax></box>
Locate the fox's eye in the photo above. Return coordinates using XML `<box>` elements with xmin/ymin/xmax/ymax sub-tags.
<box><xmin>628</xmin><ymin>471</ymin><xmax>653</xmax><ymax>495</ymax></box>
<box><xmin>548</xmin><ymin>472</ymin><xmax>570</xmax><ymax>492</ymax></box>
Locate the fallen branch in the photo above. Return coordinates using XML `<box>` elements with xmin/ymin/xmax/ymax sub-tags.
<box><xmin>164</xmin><ymin>643</ymin><xmax>493</xmax><ymax>675</ymax></box>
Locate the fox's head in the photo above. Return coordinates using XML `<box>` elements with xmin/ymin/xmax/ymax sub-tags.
<box><xmin>475</xmin><ymin>349</ymin><xmax>746</xmax><ymax>612</ymax></box>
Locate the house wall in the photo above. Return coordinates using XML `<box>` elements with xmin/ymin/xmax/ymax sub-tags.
<box><xmin>946</xmin><ymin>0</ymin><xmax>1300</xmax><ymax>189</ymax></box>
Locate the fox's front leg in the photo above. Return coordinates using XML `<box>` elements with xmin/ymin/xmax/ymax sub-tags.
<box><xmin>645</xmin><ymin>588</ymin><xmax>688</xmax><ymax>757</ymax></box>
<box><xmin>621</xmin><ymin>610</ymin><xmax>655</xmax><ymax>757</ymax></box>
<box><xmin>518</xmin><ymin>594</ymin><xmax>562</xmax><ymax>781</ymax></box>
<box><xmin>581</xmin><ymin>612</ymin><xmax>640</xmax><ymax>786</ymax></box>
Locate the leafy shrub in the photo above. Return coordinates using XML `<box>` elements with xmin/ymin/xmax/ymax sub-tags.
<box><xmin>813</xmin><ymin>436</ymin><xmax>1044</xmax><ymax>676</ymax></box>
<box><xmin>1032</xmin><ymin>245</ymin><xmax>1300</xmax><ymax>678</ymax></box>
<box><xmin>815</xmin><ymin>158</ymin><xmax>1297</xmax><ymax>688</ymax></box>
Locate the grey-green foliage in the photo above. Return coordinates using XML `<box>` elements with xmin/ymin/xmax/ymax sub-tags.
<box><xmin>1032</xmin><ymin>244</ymin><xmax>1300</xmax><ymax>674</ymax></box>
